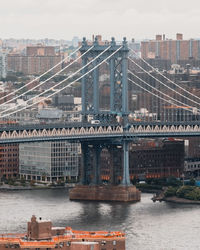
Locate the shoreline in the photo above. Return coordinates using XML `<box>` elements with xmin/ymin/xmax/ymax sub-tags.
<box><xmin>163</xmin><ymin>196</ymin><xmax>200</xmax><ymax>204</ymax></box>
<box><xmin>0</xmin><ymin>186</ymin><xmax>66</xmax><ymax>191</ymax></box>
<box><xmin>0</xmin><ymin>184</ymin><xmax>75</xmax><ymax>191</ymax></box>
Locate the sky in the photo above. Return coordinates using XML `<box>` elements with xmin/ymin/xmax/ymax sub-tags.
<box><xmin>1</xmin><ymin>0</ymin><xmax>200</xmax><ymax>41</ymax></box>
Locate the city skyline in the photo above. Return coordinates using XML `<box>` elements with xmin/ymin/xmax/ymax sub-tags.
<box><xmin>1</xmin><ymin>0</ymin><xmax>200</xmax><ymax>40</ymax></box>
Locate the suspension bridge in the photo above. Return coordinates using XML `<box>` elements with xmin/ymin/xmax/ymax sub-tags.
<box><xmin>0</xmin><ymin>37</ymin><xmax>200</xmax><ymax>201</ymax></box>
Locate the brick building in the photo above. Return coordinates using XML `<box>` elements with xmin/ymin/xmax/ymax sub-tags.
<box><xmin>129</xmin><ymin>139</ymin><xmax>184</xmax><ymax>179</ymax></box>
<box><xmin>100</xmin><ymin>139</ymin><xmax>184</xmax><ymax>183</ymax></box>
<box><xmin>141</xmin><ymin>33</ymin><xmax>200</xmax><ymax>64</ymax></box>
<box><xmin>0</xmin><ymin>215</ymin><xmax>125</xmax><ymax>250</ymax></box>
<box><xmin>7</xmin><ymin>45</ymin><xmax>61</xmax><ymax>75</ymax></box>
<box><xmin>26</xmin><ymin>45</ymin><xmax>55</xmax><ymax>56</ymax></box>
<box><xmin>0</xmin><ymin>144</ymin><xmax>19</xmax><ymax>179</ymax></box>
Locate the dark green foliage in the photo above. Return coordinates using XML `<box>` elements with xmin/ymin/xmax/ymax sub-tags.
<box><xmin>164</xmin><ymin>185</ymin><xmax>200</xmax><ymax>200</ymax></box>
<box><xmin>184</xmin><ymin>188</ymin><xmax>200</xmax><ymax>200</ymax></box>
<box><xmin>7</xmin><ymin>178</ymin><xmax>15</xmax><ymax>185</ymax></box>
<box><xmin>164</xmin><ymin>186</ymin><xmax>178</xmax><ymax>197</ymax></box>
<box><xmin>176</xmin><ymin>186</ymin><xmax>194</xmax><ymax>198</ymax></box>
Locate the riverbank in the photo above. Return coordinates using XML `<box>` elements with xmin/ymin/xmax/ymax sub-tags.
<box><xmin>164</xmin><ymin>196</ymin><xmax>200</xmax><ymax>204</ymax></box>
<box><xmin>0</xmin><ymin>183</ymin><xmax>76</xmax><ymax>191</ymax></box>
<box><xmin>151</xmin><ymin>185</ymin><xmax>200</xmax><ymax>204</ymax></box>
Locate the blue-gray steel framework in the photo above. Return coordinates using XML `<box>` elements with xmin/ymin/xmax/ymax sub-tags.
<box><xmin>80</xmin><ymin>37</ymin><xmax>130</xmax><ymax>185</ymax></box>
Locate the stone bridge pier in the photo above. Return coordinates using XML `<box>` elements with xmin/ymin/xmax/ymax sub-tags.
<box><xmin>69</xmin><ymin>139</ymin><xmax>141</xmax><ymax>202</ymax></box>
<box><xmin>69</xmin><ymin>36</ymin><xmax>140</xmax><ymax>202</ymax></box>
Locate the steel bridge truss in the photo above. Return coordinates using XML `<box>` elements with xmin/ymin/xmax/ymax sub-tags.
<box><xmin>1</xmin><ymin>123</ymin><xmax>200</xmax><ymax>143</ymax></box>
<box><xmin>80</xmin><ymin>37</ymin><xmax>129</xmax><ymax>121</ymax></box>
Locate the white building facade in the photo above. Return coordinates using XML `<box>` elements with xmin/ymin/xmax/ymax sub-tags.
<box><xmin>19</xmin><ymin>141</ymin><xmax>80</xmax><ymax>182</ymax></box>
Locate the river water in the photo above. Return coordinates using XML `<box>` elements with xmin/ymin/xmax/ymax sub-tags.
<box><xmin>0</xmin><ymin>188</ymin><xmax>199</xmax><ymax>250</ymax></box>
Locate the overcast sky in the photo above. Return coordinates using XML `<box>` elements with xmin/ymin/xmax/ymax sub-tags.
<box><xmin>1</xmin><ymin>0</ymin><xmax>200</xmax><ymax>41</ymax></box>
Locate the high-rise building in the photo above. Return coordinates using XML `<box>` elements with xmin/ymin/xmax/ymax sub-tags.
<box><xmin>0</xmin><ymin>51</ymin><xmax>7</xmax><ymax>79</ymax></box>
<box><xmin>141</xmin><ymin>33</ymin><xmax>200</xmax><ymax>64</ymax></box>
<box><xmin>19</xmin><ymin>141</ymin><xmax>80</xmax><ymax>182</ymax></box>
<box><xmin>7</xmin><ymin>45</ymin><xmax>61</xmax><ymax>75</ymax></box>
<box><xmin>26</xmin><ymin>45</ymin><xmax>55</xmax><ymax>56</ymax></box>
<box><xmin>0</xmin><ymin>144</ymin><xmax>19</xmax><ymax>180</ymax></box>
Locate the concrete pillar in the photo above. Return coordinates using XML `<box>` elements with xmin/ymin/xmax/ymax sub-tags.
<box><xmin>109</xmin><ymin>146</ymin><xmax>115</xmax><ymax>185</ymax></box>
<box><xmin>121</xmin><ymin>140</ymin><xmax>131</xmax><ymax>186</ymax></box>
<box><xmin>92</xmin><ymin>145</ymin><xmax>101</xmax><ymax>185</ymax></box>
<box><xmin>80</xmin><ymin>143</ymin><xmax>89</xmax><ymax>185</ymax></box>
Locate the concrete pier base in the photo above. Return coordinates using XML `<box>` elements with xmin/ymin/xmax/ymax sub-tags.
<box><xmin>69</xmin><ymin>185</ymin><xmax>141</xmax><ymax>202</ymax></box>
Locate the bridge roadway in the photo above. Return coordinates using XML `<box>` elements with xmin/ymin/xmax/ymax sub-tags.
<box><xmin>0</xmin><ymin>121</ymin><xmax>200</xmax><ymax>144</ymax></box>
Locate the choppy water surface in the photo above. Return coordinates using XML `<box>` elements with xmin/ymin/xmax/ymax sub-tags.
<box><xmin>0</xmin><ymin>189</ymin><xmax>199</xmax><ymax>250</ymax></box>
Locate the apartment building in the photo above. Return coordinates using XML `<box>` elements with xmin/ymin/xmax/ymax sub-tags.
<box><xmin>141</xmin><ymin>33</ymin><xmax>200</xmax><ymax>64</ymax></box>
<box><xmin>7</xmin><ymin>45</ymin><xmax>61</xmax><ymax>75</ymax></box>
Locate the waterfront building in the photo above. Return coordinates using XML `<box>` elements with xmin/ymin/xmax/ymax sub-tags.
<box><xmin>19</xmin><ymin>141</ymin><xmax>80</xmax><ymax>183</ymax></box>
<box><xmin>129</xmin><ymin>139</ymin><xmax>185</xmax><ymax>179</ymax></box>
<box><xmin>100</xmin><ymin>139</ymin><xmax>184</xmax><ymax>183</ymax></box>
<box><xmin>0</xmin><ymin>215</ymin><xmax>125</xmax><ymax>250</ymax></box>
<box><xmin>0</xmin><ymin>143</ymin><xmax>19</xmax><ymax>180</ymax></box>
<box><xmin>184</xmin><ymin>158</ymin><xmax>200</xmax><ymax>178</ymax></box>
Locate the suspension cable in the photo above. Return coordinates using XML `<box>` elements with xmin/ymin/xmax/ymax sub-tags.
<box><xmin>128</xmin><ymin>56</ymin><xmax>200</xmax><ymax>108</ymax></box>
<box><xmin>0</xmin><ymin>46</ymin><xmax>94</xmax><ymax>109</ymax></box>
<box><xmin>0</xmin><ymin>46</ymin><xmax>81</xmax><ymax>103</ymax></box>
<box><xmin>129</xmin><ymin>47</ymin><xmax>200</xmax><ymax>103</ymax></box>
<box><xmin>105</xmin><ymin>60</ymin><xmax>196</xmax><ymax>114</ymax></box>
<box><xmin>128</xmin><ymin>68</ymin><xmax>199</xmax><ymax>112</ymax></box>
<box><xmin>128</xmin><ymin>77</ymin><xmax>195</xmax><ymax>114</ymax></box>
<box><xmin>1</xmin><ymin>46</ymin><xmax>122</xmax><ymax>118</ymax></box>
<box><xmin>0</xmin><ymin>46</ymin><xmax>96</xmax><ymax>114</ymax></box>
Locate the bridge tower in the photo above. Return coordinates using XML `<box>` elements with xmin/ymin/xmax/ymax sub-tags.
<box><xmin>80</xmin><ymin>36</ymin><xmax>129</xmax><ymax>122</ymax></box>
<box><xmin>70</xmin><ymin>37</ymin><xmax>140</xmax><ymax>202</ymax></box>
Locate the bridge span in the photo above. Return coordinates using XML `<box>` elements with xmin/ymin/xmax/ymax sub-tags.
<box><xmin>0</xmin><ymin>121</ymin><xmax>200</xmax><ymax>144</ymax></box>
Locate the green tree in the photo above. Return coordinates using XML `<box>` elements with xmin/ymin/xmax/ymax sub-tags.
<box><xmin>164</xmin><ymin>186</ymin><xmax>178</xmax><ymax>197</ymax></box>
